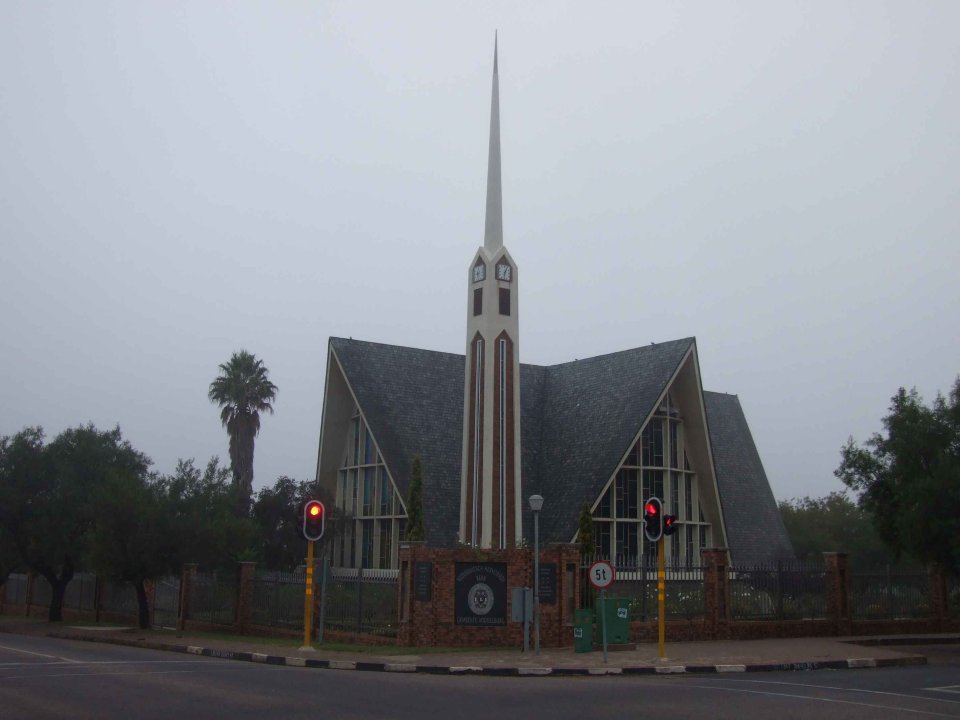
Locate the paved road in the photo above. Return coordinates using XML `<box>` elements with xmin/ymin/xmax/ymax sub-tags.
<box><xmin>2</xmin><ymin>635</ymin><xmax>959</xmax><ymax>720</ymax></box>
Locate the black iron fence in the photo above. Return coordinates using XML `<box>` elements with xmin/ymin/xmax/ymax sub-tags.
<box><xmin>849</xmin><ymin>565</ymin><xmax>929</xmax><ymax>620</ymax></box>
<box><xmin>190</xmin><ymin>571</ymin><xmax>237</xmax><ymax>626</ymax></box>
<box><xmin>580</xmin><ymin>557</ymin><xmax>705</xmax><ymax>620</ymax></box>
<box><xmin>153</xmin><ymin>576</ymin><xmax>181</xmax><ymax>629</ymax></box>
<box><xmin>324</xmin><ymin>567</ymin><xmax>399</xmax><ymax>637</ymax></box>
<box><xmin>730</xmin><ymin>561</ymin><xmax>828</xmax><ymax>620</ymax></box>
<box><xmin>251</xmin><ymin>569</ymin><xmax>305</xmax><ymax>629</ymax></box>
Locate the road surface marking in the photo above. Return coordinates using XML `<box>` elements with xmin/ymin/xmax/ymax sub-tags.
<box><xmin>0</xmin><ymin>643</ymin><xmax>79</xmax><ymax>663</ymax></box>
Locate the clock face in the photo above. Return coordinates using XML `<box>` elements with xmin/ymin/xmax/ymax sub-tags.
<box><xmin>472</xmin><ymin>263</ymin><xmax>485</xmax><ymax>283</ymax></box>
<box><xmin>496</xmin><ymin>263</ymin><xmax>511</xmax><ymax>282</ymax></box>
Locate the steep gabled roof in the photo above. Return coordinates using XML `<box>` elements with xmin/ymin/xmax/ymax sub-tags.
<box><xmin>704</xmin><ymin>391</ymin><xmax>795</xmax><ymax>563</ymax></box>
<box><xmin>529</xmin><ymin>339</ymin><xmax>695</xmax><ymax>542</ymax></box>
<box><xmin>325</xmin><ymin>337</ymin><xmax>790</xmax><ymax>562</ymax></box>
<box><xmin>329</xmin><ymin>338</ymin><xmax>464</xmax><ymax>546</ymax></box>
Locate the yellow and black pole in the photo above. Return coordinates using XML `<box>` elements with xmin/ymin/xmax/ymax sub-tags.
<box><xmin>300</xmin><ymin>500</ymin><xmax>326</xmax><ymax>651</ymax></box>
<box><xmin>303</xmin><ymin>539</ymin><xmax>315</xmax><ymax>649</ymax></box>
<box><xmin>657</xmin><ymin>537</ymin><xmax>666</xmax><ymax>658</ymax></box>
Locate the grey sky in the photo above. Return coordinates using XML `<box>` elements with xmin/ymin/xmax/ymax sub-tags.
<box><xmin>2</xmin><ymin>1</ymin><xmax>958</xmax><ymax>504</ymax></box>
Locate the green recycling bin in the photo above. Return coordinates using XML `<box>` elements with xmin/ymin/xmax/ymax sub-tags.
<box><xmin>595</xmin><ymin>597</ymin><xmax>631</xmax><ymax>645</ymax></box>
<box><xmin>573</xmin><ymin>609</ymin><xmax>593</xmax><ymax>653</ymax></box>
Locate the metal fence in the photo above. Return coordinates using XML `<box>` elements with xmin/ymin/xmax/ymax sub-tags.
<box><xmin>153</xmin><ymin>576</ymin><xmax>181</xmax><ymax>629</ymax></box>
<box><xmin>190</xmin><ymin>571</ymin><xmax>237</xmax><ymax>626</ymax></box>
<box><xmin>100</xmin><ymin>580</ymin><xmax>139</xmax><ymax>616</ymax></box>
<box><xmin>63</xmin><ymin>573</ymin><xmax>98</xmax><ymax>612</ymax></box>
<box><xmin>730</xmin><ymin>561</ymin><xmax>828</xmax><ymax>620</ymax></box>
<box><xmin>580</xmin><ymin>557</ymin><xmax>705</xmax><ymax>621</ymax></box>
<box><xmin>849</xmin><ymin>565</ymin><xmax>929</xmax><ymax>620</ymax></box>
<box><xmin>4</xmin><ymin>574</ymin><xmax>28</xmax><ymax>605</ymax></box>
<box><xmin>324</xmin><ymin>567</ymin><xmax>399</xmax><ymax>637</ymax></box>
<box><xmin>950</xmin><ymin>574</ymin><xmax>960</xmax><ymax>619</ymax></box>
<box><xmin>251</xmin><ymin>569</ymin><xmax>305</xmax><ymax>629</ymax></box>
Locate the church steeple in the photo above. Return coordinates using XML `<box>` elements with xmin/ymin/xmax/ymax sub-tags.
<box><xmin>460</xmin><ymin>37</ymin><xmax>523</xmax><ymax>549</ymax></box>
<box><xmin>483</xmin><ymin>34</ymin><xmax>503</xmax><ymax>253</ymax></box>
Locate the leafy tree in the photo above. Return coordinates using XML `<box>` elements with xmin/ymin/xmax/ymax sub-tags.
<box><xmin>208</xmin><ymin>350</ymin><xmax>278</xmax><ymax>513</ymax></box>
<box><xmin>778</xmin><ymin>492</ymin><xmax>890</xmax><ymax>567</ymax></box>
<box><xmin>836</xmin><ymin>379</ymin><xmax>960</xmax><ymax>575</ymax></box>
<box><xmin>250</xmin><ymin>476</ymin><xmax>348</xmax><ymax>568</ymax></box>
<box><xmin>0</xmin><ymin>425</ymin><xmax>151</xmax><ymax>621</ymax></box>
<box><xmin>0</xmin><ymin>428</ymin><xmax>44</xmax><ymax>583</ymax></box>
<box><xmin>88</xmin><ymin>471</ymin><xmax>169</xmax><ymax>628</ymax></box>
<box><xmin>162</xmin><ymin>457</ymin><xmax>256</xmax><ymax>570</ymax></box>
<box><xmin>576</xmin><ymin>503</ymin><xmax>595</xmax><ymax>557</ymax></box>
<box><xmin>405</xmin><ymin>456</ymin><xmax>426</xmax><ymax>541</ymax></box>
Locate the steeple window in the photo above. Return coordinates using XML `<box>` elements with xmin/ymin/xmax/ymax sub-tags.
<box><xmin>334</xmin><ymin>409</ymin><xmax>407</xmax><ymax>569</ymax></box>
<box><xmin>590</xmin><ymin>394</ymin><xmax>711</xmax><ymax>565</ymax></box>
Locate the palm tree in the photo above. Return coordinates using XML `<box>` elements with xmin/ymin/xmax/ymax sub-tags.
<box><xmin>208</xmin><ymin>350</ymin><xmax>277</xmax><ymax>513</ymax></box>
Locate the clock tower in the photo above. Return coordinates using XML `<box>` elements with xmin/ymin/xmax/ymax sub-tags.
<box><xmin>459</xmin><ymin>38</ymin><xmax>523</xmax><ymax>549</ymax></box>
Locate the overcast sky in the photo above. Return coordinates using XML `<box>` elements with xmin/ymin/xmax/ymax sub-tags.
<box><xmin>2</xmin><ymin>1</ymin><xmax>958</xmax><ymax>504</ymax></box>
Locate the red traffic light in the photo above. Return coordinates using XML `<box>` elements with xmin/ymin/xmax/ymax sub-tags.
<box><xmin>643</xmin><ymin>496</ymin><xmax>663</xmax><ymax>543</ymax></box>
<box><xmin>302</xmin><ymin>500</ymin><xmax>325</xmax><ymax>542</ymax></box>
<box><xmin>663</xmin><ymin>514</ymin><xmax>678</xmax><ymax>536</ymax></box>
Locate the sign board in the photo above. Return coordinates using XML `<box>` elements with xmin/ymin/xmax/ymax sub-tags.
<box><xmin>510</xmin><ymin>587</ymin><xmax>532</xmax><ymax>623</ymax></box>
<box><xmin>455</xmin><ymin>563</ymin><xmax>507</xmax><ymax>626</ymax></box>
<box><xmin>588</xmin><ymin>560</ymin><xmax>616</xmax><ymax>590</ymax></box>
<box><xmin>538</xmin><ymin>563</ymin><xmax>557</xmax><ymax>604</ymax></box>
<box><xmin>414</xmin><ymin>562</ymin><xmax>432</xmax><ymax>602</ymax></box>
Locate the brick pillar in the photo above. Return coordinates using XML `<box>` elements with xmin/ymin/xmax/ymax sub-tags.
<box><xmin>24</xmin><ymin>573</ymin><xmax>35</xmax><ymax>617</ymax></box>
<box><xmin>398</xmin><ymin>542</ymin><xmax>430</xmax><ymax>647</ymax></box>
<box><xmin>702</xmin><ymin>548</ymin><xmax>731</xmax><ymax>639</ymax></box>
<box><xmin>928</xmin><ymin>563</ymin><xmax>949</xmax><ymax>631</ymax></box>
<box><xmin>823</xmin><ymin>552</ymin><xmax>850</xmax><ymax>635</ymax></box>
<box><xmin>234</xmin><ymin>562</ymin><xmax>256</xmax><ymax>634</ymax></box>
<box><xmin>143</xmin><ymin>579</ymin><xmax>158</xmax><ymax>628</ymax></box>
<box><xmin>178</xmin><ymin>563</ymin><xmax>198</xmax><ymax>632</ymax></box>
<box><xmin>538</xmin><ymin>543</ymin><xmax>579</xmax><ymax>648</ymax></box>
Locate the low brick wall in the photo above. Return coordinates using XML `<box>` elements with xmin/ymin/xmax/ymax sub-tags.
<box><xmin>397</xmin><ymin>543</ymin><xmax>580</xmax><ymax>648</ymax></box>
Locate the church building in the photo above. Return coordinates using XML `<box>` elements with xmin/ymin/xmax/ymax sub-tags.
<box><xmin>314</xmin><ymin>44</ymin><xmax>794</xmax><ymax>570</ymax></box>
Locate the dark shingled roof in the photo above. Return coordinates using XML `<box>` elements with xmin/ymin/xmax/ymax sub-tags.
<box><xmin>704</xmin><ymin>391</ymin><xmax>795</xmax><ymax>563</ymax></box>
<box><xmin>329</xmin><ymin>337</ymin><xmax>792</xmax><ymax>561</ymax></box>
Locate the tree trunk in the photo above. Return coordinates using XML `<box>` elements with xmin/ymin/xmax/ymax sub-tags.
<box><xmin>134</xmin><ymin>579</ymin><xmax>150</xmax><ymax>630</ymax></box>
<box><xmin>40</xmin><ymin>559</ymin><xmax>74</xmax><ymax>623</ymax></box>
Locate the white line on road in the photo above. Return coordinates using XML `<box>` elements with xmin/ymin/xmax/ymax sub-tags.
<box><xmin>1</xmin><ymin>666</ymin><xmax>256</xmax><ymax>682</ymax></box>
<box><xmin>0</xmin><ymin>659</ymin><xmax>229</xmax><ymax>669</ymax></box>
<box><xmin>710</xmin><ymin>678</ymin><xmax>960</xmax><ymax>706</ymax></box>
<box><xmin>927</xmin><ymin>686</ymin><xmax>960</xmax><ymax>695</ymax></box>
<box><xmin>0</xmin><ymin>643</ymin><xmax>79</xmax><ymax>663</ymax></box>
<box><xmin>681</xmin><ymin>683</ymin><xmax>959</xmax><ymax>718</ymax></box>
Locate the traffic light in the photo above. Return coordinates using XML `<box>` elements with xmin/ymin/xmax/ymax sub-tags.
<box><xmin>302</xmin><ymin>499</ymin><xmax>325</xmax><ymax>542</ymax></box>
<box><xmin>663</xmin><ymin>514</ymin><xmax>678</xmax><ymax>536</ymax></box>
<box><xmin>643</xmin><ymin>497</ymin><xmax>663</xmax><ymax>543</ymax></box>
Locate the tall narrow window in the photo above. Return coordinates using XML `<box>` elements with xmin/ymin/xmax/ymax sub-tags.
<box><xmin>473</xmin><ymin>287</ymin><xmax>482</xmax><ymax>316</ymax></box>
<box><xmin>499</xmin><ymin>338</ymin><xmax>507</xmax><ymax>549</ymax></box>
<box><xmin>471</xmin><ymin>338</ymin><xmax>484</xmax><ymax>545</ymax></box>
<box><xmin>498</xmin><ymin>288</ymin><xmax>510</xmax><ymax>315</ymax></box>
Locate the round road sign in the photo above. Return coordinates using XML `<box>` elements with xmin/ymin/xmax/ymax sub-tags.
<box><xmin>587</xmin><ymin>560</ymin><xmax>615</xmax><ymax>590</ymax></box>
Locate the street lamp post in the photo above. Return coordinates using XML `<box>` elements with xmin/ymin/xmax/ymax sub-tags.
<box><xmin>529</xmin><ymin>494</ymin><xmax>544</xmax><ymax>655</ymax></box>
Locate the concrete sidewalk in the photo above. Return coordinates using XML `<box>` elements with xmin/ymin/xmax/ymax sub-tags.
<box><xmin>3</xmin><ymin>620</ymin><xmax>945</xmax><ymax>676</ymax></box>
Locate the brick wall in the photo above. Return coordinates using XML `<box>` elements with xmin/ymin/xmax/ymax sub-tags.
<box><xmin>398</xmin><ymin>543</ymin><xmax>580</xmax><ymax>648</ymax></box>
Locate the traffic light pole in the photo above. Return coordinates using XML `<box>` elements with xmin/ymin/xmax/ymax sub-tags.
<box><xmin>658</xmin><ymin>539</ymin><xmax>666</xmax><ymax>658</ymax></box>
<box><xmin>301</xmin><ymin>540</ymin><xmax>315</xmax><ymax>650</ymax></box>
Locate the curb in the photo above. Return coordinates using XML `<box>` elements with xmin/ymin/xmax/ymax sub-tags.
<box><xmin>44</xmin><ymin>630</ymin><xmax>928</xmax><ymax>677</ymax></box>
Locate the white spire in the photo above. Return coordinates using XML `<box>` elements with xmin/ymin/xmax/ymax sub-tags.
<box><xmin>483</xmin><ymin>33</ymin><xmax>503</xmax><ymax>252</ymax></box>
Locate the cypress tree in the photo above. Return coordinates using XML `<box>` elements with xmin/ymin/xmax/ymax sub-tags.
<box><xmin>406</xmin><ymin>455</ymin><xmax>426</xmax><ymax>541</ymax></box>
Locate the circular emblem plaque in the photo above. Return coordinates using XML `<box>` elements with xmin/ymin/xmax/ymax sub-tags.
<box><xmin>467</xmin><ymin>582</ymin><xmax>494</xmax><ymax>615</ymax></box>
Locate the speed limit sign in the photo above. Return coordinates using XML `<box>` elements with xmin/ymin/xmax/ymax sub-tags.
<box><xmin>588</xmin><ymin>560</ymin><xmax>615</xmax><ymax>590</ymax></box>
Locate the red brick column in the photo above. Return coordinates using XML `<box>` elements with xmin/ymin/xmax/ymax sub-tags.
<box><xmin>235</xmin><ymin>562</ymin><xmax>256</xmax><ymax>634</ymax></box>
<box><xmin>177</xmin><ymin>563</ymin><xmax>198</xmax><ymax>632</ymax></box>
<box><xmin>702</xmin><ymin>548</ymin><xmax>731</xmax><ymax>639</ymax></box>
<box><xmin>539</xmin><ymin>544</ymin><xmax>580</xmax><ymax>647</ymax></box>
<box><xmin>24</xmin><ymin>573</ymin><xmax>35</xmax><ymax>617</ymax></box>
<box><xmin>824</xmin><ymin>552</ymin><xmax>850</xmax><ymax>635</ymax></box>
<box><xmin>928</xmin><ymin>563</ymin><xmax>949</xmax><ymax>631</ymax></box>
<box><xmin>398</xmin><ymin>542</ymin><xmax>432</xmax><ymax>647</ymax></box>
